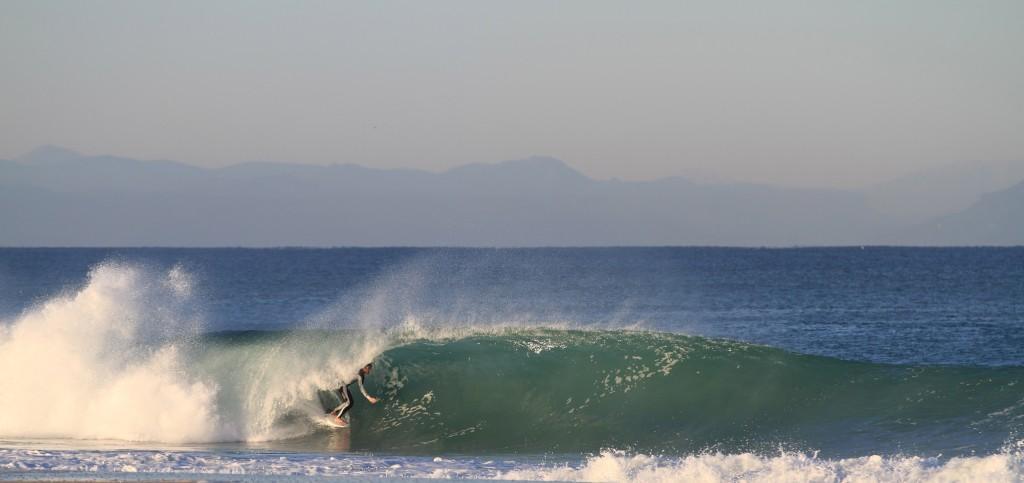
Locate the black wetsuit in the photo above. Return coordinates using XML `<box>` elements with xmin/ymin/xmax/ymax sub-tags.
<box><xmin>331</xmin><ymin>371</ymin><xmax>371</xmax><ymax>419</ymax></box>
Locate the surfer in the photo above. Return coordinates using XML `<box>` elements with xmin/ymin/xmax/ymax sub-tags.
<box><xmin>328</xmin><ymin>363</ymin><xmax>379</xmax><ymax>424</ymax></box>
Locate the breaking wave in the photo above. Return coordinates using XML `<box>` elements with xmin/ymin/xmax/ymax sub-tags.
<box><xmin>1</xmin><ymin>262</ymin><xmax>1023</xmax><ymax>461</ymax></box>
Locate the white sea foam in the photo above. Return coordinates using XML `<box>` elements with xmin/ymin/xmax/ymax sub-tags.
<box><xmin>0</xmin><ymin>263</ymin><xmax>391</xmax><ymax>444</ymax></box>
<box><xmin>2</xmin><ymin>447</ymin><xmax>1023</xmax><ymax>482</ymax></box>
<box><xmin>0</xmin><ymin>263</ymin><xmax>221</xmax><ymax>442</ymax></box>
<box><xmin>495</xmin><ymin>448</ymin><xmax>1024</xmax><ymax>483</ymax></box>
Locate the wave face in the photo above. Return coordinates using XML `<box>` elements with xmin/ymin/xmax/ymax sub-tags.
<box><xmin>2</xmin><ymin>263</ymin><xmax>1023</xmax><ymax>459</ymax></box>
<box><xmin>358</xmin><ymin>331</ymin><xmax>1024</xmax><ymax>456</ymax></box>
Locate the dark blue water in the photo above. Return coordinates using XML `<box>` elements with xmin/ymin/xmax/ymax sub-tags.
<box><xmin>2</xmin><ymin>247</ymin><xmax>1021</xmax><ymax>365</ymax></box>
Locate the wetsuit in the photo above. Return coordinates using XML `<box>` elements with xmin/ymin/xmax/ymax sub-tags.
<box><xmin>331</xmin><ymin>371</ymin><xmax>372</xmax><ymax>420</ymax></box>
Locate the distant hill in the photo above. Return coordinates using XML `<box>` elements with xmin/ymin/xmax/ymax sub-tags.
<box><xmin>2</xmin><ymin>146</ymin><xmax>1020</xmax><ymax>246</ymax></box>
<box><xmin>865</xmin><ymin>159</ymin><xmax>1024</xmax><ymax>222</ymax></box>
<box><xmin>906</xmin><ymin>181</ymin><xmax>1024</xmax><ymax>245</ymax></box>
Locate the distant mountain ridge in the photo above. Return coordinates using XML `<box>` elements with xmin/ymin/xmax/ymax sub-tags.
<box><xmin>905</xmin><ymin>180</ymin><xmax>1024</xmax><ymax>245</ymax></box>
<box><xmin>1</xmin><ymin>146</ymin><xmax>1021</xmax><ymax>246</ymax></box>
<box><xmin>865</xmin><ymin>159</ymin><xmax>1024</xmax><ymax>222</ymax></box>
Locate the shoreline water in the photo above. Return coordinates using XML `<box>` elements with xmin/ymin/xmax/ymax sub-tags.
<box><xmin>4</xmin><ymin>445</ymin><xmax>1024</xmax><ymax>482</ymax></box>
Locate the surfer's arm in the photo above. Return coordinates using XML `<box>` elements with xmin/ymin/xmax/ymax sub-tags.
<box><xmin>357</xmin><ymin>374</ymin><xmax>378</xmax><ymax>403</ymax></box>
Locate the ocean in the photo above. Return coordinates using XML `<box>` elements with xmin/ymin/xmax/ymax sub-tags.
<box><xmin>1</xmin><ymin>247</ymin><xmax>1022</xmax><ymax>481</ymax></box>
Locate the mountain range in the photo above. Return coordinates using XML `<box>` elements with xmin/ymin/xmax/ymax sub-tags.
<box><xmin>1</xmin><ymin>146</ymin><xmax>1020</xmax><ymax>246</ymax></box>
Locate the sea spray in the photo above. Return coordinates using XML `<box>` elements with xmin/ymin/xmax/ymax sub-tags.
<box><xmin>0</xmin><ymin>263</ymin><xmax>392</xmax><ymax>443</ymax></box>
<box><xmin>0</xmin><ymin>263</ymin><xmax>218</xmax><ymax>442</ymax></box>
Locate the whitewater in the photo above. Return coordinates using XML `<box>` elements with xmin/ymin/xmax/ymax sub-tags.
<box><xmin>0</xmin><ymin>263</ymin><xmax>392</xmax><ymax>444</ymax></box>
<box><xmin>1</xmin><ymin>247</ymin><xmax>1023</xmax><ymax>481</ymax></box>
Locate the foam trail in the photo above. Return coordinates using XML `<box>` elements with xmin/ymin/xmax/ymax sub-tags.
<box><xmin>2</xmin><ymin>447</ymin><xmax>1023</xmax><ymax>481</ymax></box>
<box><xmin>496</xmin><ymin>448</ymin><xmax>1024</xmax><ymax>483</ymax></box>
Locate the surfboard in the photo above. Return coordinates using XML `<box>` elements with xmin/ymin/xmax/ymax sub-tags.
<box><xmin>322</xmin><ymin>415</ymin><xmax>349</xmax><ymax>428</ymax></box>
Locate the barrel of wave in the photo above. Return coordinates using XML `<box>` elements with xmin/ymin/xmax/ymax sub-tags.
<box><xmin>347</xmin><ymin>329</ymin><xmax>1024</xmax><ymax>455</ymax></box>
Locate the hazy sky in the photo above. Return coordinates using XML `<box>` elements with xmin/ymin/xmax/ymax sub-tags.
<box><xmin>2</xmin><ymin>0</ymin><xmax>1022</xmax><ymax>187</ymax></box>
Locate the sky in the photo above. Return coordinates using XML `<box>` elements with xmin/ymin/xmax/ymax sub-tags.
<box><xmin>1</xmin><ymin>0</ymin><xmax>1022</xmax><ymax>188</ymax></box>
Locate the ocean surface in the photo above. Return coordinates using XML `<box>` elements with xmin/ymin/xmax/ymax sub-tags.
<box><xmin>1</xmin><ymin>247</ymin><xmax>1023</xmax><ymax>481</ymax></box>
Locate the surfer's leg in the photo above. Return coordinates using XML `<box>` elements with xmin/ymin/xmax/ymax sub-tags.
<box><xmin>330</xmin><ymin>385</ymin><xmax>352</xmax><ymax>416</ymax></box>
<box><xmin>337</xmin><ymin>385</ymin><xmax>354</xmax><ymax>420</ymax></box>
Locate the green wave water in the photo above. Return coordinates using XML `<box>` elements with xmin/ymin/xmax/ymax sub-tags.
<box><xmin>334</xmin><ymin>329</ymin><xmax>1024</xmax><ymax>456</ymax></box>
<box><xmin>194</xmin><ymin>329</ymin><xmax>1024</xmax><ymax>457</ymax></box>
